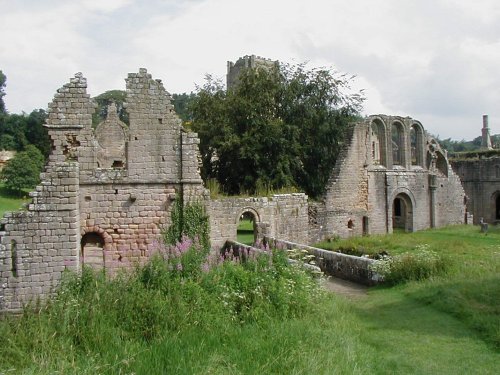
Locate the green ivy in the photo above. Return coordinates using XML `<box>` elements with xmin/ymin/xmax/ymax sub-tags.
<box><xmin>164</xmin><ymin>199</ymin><xmax>210</xmax><ymax>250</ymax></box>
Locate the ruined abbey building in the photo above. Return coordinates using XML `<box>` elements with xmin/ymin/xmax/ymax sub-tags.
<box><xmin>450</xmin><ymin>115</ymin><xmax>500</xmax><ymax>225</ymax></box>
<box><xmin>0</xmin><ymin>69</ymin><xmax>466</xmax><ymax>313</ymax></box>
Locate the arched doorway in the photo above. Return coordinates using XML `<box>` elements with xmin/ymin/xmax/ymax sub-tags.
<box><xmin>492</xmin><ymin>191</ymin><xmax>500</xmax><ymax>222</ymax></box>
<box><xmin>237</xmin><ymin>209</ymin><xmax>259</xmax><ymax>245</ymax></box>
<box><xmin>392</xmin><ymin>193</ymin><xmax>413</xmax><ymax>232</ymax></box>
<box><xmin>81</xmin><ymin>232</ymin><xmax>105</xmax><ymax>269</ymax></box>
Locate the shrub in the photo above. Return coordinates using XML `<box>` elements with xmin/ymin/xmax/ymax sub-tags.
<box><xmin>370</xmin><ymin>244</ymin><xmax>448</xmax><ymax>284</ymax></box>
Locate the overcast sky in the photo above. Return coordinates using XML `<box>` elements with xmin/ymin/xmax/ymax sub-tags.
<box><xmin>1</xmin><ymin>0</ymin><xmax>499</xmax><ymax>140</ymax></box>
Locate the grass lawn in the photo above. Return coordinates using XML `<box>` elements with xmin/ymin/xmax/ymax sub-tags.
<box><xmin>237</xmin><ymin>218</ymin><xmax>255</xmax><ymax>245</ymax></box>
<box><xmin>0</xmin><ymin>182</ymin><xmax>30</xmax><ymax>217</ymax></box>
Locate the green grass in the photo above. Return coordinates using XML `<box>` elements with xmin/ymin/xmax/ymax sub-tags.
<box><xmin>317</xmin><ymin>225</ymin><xmax>500</xmax><ymax>349</ymax></box>
<box><xmin>0</xmin><ymin>225</ymin><xmax>499</xmax><ymax>374</ymax></box>
<box><xmin>237</xmin><ymin>218</ymin><xmax>255</xmax><ymax>245</ymax></box>
<box><xmin>0</xmin><ymin>182</ymin><xmax>30</xmax><ymax>217</ymax></box>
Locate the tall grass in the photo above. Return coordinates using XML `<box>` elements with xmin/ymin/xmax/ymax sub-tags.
<box><xmin>0</xmin><ymin>239</ymin><xmax>330</xmax><ymax>373</ymax></box>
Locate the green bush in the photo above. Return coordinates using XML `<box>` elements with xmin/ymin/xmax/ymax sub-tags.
<box><xmin>370</xmin><ymin>244</ymin><xmax>448</xmax><ymax>284</ymax></box>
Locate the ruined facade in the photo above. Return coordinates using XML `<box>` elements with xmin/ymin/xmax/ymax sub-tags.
<box><xmin>315</xmin><ymin>115</ymin><xmax>467</xmax><ymax>239</ymax></box>
<box><xmin>452</xmin><ymin>155</ymin><xmax>500</xmax><ymax>225</ymax></box>
<box><xmin>0</xmin><ymin>69</ymin><xmax>206</xmax><ymax>312</ymax></box>
<box><xmin>0</xmin><ymin>70</ymin><xmax>468</xmax><ymax>312</ymax></box>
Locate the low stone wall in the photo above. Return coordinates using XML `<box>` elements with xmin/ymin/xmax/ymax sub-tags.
<box><xmin>224</xmin><ymin>240</ymin><xmax>321</xmax><ymax>274</ymax></box>
<box><xmin>265</xmin><ymin>238</ymin><xmax>381</xmax><ymax>286</ymax></box>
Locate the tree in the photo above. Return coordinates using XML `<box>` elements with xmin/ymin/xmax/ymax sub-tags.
<box><xmin>0</xmin><ymin>145</ymin><xmax>45</xmax><ymax>194</ymax></box>
<box><xmin>92</xmin><ymin>90</ymin><xmax>128</xmax><ymax>127</ymax></box>
<box><xmin>191</xmin><ymin>64</ymin><xmax>364</xmax><ymax>198</ymax></box>
<box><xmin>0</xmin><ymin>70</ymin><xmax>6</xmax><ymax>113</ymax></box>
<box><xmin>172</xmin><ymin>92</ymin><xmax>196</xmax><ymax>124</ymax></box>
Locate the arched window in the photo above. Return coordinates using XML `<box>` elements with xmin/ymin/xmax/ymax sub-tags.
<box><xmin>371</xmin><ymin>119</ymin><xmax>387</xmax><ymax>166</ymax></box>
<box><xmin>410</xmin><ymin>123</ymin><xmax>424</xmax><ymax>167</ymax></box>
<box><xmin>391</xmin><ymin>122</ymin><xmax>405</xmax><ymax>166</ymax></box>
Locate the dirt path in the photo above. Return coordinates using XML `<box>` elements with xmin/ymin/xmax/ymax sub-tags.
<box><xmin>321</xmin><ymin>277</ymin><xmax>369</xmax><ymax>298</ymax></box>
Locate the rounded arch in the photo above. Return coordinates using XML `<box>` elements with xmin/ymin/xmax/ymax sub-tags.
<box><xmin>436</xmin><ymin>151</ymin><xmax>449</xmax><ymax>177</ymax></box>
<box><xmin>410</xmin><ymin>121</ymin><xmax>425</xmax><ymax>167</ymax></box>
<box><xmin>236</xmin><ymin>207</ymin><xmax>261</xmax><ymax>246</ymax></box>
<box><xmin>391</xmin><ymin>121</ymin><xmax>406</xmax><ymax>167</ymax></box>
<box><xmin>370</xmin><ymin>118</ymin><xmax>388</xmax><ymax>167</ymax></box>
<box><xmin>491</xmin><ymin>191</ymin><xmax>500</xmax><ymax>222</ymax></box>
<box><xmin>390</xmin><ymin>190</ymin><xmax>415</xmax><ymax>232</ymax></box>
<box><xmin>81</xmin><ymin>226</ymin><xmax>113</xmax><ymax>270</ymax></box>
<box><xmin>235</xmin><ymin>207</ymin><xmax>261</xmax><ymax>225</ymax></box>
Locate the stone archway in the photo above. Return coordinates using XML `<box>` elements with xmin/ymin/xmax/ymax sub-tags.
<box><xmin>491</xmin><ymin>191</ymin><xmax>500</xmax><ymax>223</ymax></box>
<box><xmin>81</xmin><ymin>232</ymin><xmax>105</xmax><ymax>269</ymax></box>
<box><xmin>392</xmin><ymin>193</ymin><xmax>413</xmax><ymax>232</ymax></box>
<box><xmin>236</xmin><ymin>207</ymin><xmax>261</xmax><ymax>245</ymax></box>
<box><xmin>80</xmin><ymin>226</ymin><xmax>113</xmax><ymax>270</ymax></box>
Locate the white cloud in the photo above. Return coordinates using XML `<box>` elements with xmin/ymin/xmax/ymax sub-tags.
<box><xmin>0</xmin><ymin>0</ymin><xmax>499</xmax><ymax>139</ymax></box>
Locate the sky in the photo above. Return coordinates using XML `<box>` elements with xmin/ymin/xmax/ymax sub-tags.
<box><xmin>1</xmin><ymin>0</ymin><xmax>499</xmax><ymax>141</ymax></box>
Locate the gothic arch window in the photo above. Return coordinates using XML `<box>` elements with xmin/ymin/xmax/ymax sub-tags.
<box><xmin>391</xmin><ymin>122</ymin><xmax>405</xmax><ymax>166</ymax></box>
<box><xmin>410</xmin><ymin>123</ymin><xmax>424</xmax><ymax>167</ymax></box>
<box><xmin>371</xmin><ymin>119</ymin><xmax>387</xmax><ymax>166</ymax></box>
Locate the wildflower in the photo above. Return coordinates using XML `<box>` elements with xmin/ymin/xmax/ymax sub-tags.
<box><xmin>201</xmin><ymin>262</ymin><xmax>210</xmax><ymax>273</ymax></box>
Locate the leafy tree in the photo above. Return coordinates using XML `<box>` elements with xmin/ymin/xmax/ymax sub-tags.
<box><xmin>0</xmin><ymin>109</ymin><xmax>49</xmax><ymax>157</ymax></box>
<box><xmin>92</xmin><ymin>90</ymin><xmax>128</xmax><ymax>127</ymax></box>
<box><xmin>191</xmin><ymin>64</ymin><xmax>364</xmax><ymax>198</ymax></box>
<box><xmin>172</xmin><ymin>92</ymin><xmax>196</xmax><ymax>124</ymax></box>
<box><xmin>1</xmin><ymin>145</ymin><xmax>44</xmax><ymax>193</ymax></box>
<box><xmin>0</xmin><ymin>70</ymin><xmax>6</xmax><ymax>113</ymax></box>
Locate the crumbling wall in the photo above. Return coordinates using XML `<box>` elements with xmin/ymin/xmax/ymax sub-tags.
<box><xmin>208</xmin><ymin>194</ymin><xmax>309</xmax><ymax>249</ymax></box>
<box><xmin>451</xmin><ymin>156</ymin><xmax>500</xmax><ymax>224</ymax></box>
<box><xmin>321</xmin><ymin>124</ymin><xmax>369</xmax><ymax>238</ymax></box>
<box><xmin>0</xmin><ymin>72</ymin><xmax>91</xmax><ymax>312</ymax></box>
<box><xmin>1</xmin><ymin>70</ymin><xmax>207</xmax><ymax>312</ymax></box>
<box><xmin>320</xmin><ymin>115</ymin><xmax>466</xmax><ymax>240</ymax></box>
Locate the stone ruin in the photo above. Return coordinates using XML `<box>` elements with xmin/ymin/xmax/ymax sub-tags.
<box><xmin>450</xmin><ymin>115</ymin><xmax>500</xmax><ymax>225</ymax></box>
<box><xmin>0</xmin><ymin>70</ymin><xmax>467</xmax><ymax>312</ymax></box>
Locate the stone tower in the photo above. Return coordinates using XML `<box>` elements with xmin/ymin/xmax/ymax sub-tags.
<box><xmin>481</xmin><ymin>114</ymin><xmax>493</xmax><ymax>150</ymax></box>
<box><xmin>226</xmin><ymin>55</ymin><xmax>278</xmax><ymax>90</ymax></box>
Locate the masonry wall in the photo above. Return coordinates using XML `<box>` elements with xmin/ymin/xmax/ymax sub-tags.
<box><xmin>208</xmin><ymin>194</ymin><xmax>309</xmax><ymax>249</ymax></box>
<box><xmin>321</xmin><ymin>115</ymin><xmax>466</xmax><ymax>240</ymax></box>
<box><xmin>322</xmin><ymin>125</ymin><xmax>369</xmax><ymax>238</ymax></box>
<box><xmin>0</xmin><ymin>70</ymin><xmax>207</xmax><ymax>312</ymax></box>
<box><xmin>451</xmin><ymin>157</ymin><xmax>500</xmax><ymax>224</ymax></box>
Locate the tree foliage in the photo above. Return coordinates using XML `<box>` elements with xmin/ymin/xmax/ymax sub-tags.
<box><xmin>92</xmin><ymin>90</ymin><xmax>128</xmax><ymax>127</ymax></box>
<box><xmin>1</xmin><ymin>145</ymin><xmax>45</xmax><ymax>193</ymax></box>
<box><xmin>190</xmin><ymin>64</ymin><xmax>364</xmax><ymax>198</ymax></box>
<box><xmin>0</xmin><ymin>70</ymin><xmax>6</xmax><ymax>114</ymax></box>
<box><xmin>172</xmin><ymin>92</ymin><xmax>196</xmax><ymax>124</ymax></box>
<box><xmin>0</xmin><ymin>109</ymin><xmax>50</xmax><ymax>157</ymax></box>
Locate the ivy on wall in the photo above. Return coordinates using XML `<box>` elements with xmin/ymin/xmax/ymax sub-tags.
<box><xmin>164</xmin><ymin>199</ymin><xmax>210</xmax><ymax>250</ymax></box>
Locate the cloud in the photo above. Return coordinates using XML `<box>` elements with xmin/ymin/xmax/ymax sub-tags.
<box><xmin>0</xmin><ymin>0</ymin><xmax>498</xmax><ymax>140</ymax></box>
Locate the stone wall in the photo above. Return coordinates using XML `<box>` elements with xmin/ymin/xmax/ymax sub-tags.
<box><xmin>0</xmin><ymin>69</ymin><xmax>206</xmax><ymax>312</ymax></box>
<box><xmin>451</xmin><ymin>156</ymin><xmax>500</xmax><ymax>224</ymax></box>
<box><xmin>0</xmin><ymin>70</ymin><xmax>470</xmax><ymax>312</ymax></box>
<box><xmin>320</xmin><ymin>115</ymin><xmax>466</xmax><ymax>239</ymax></box>
<box><xmin>265</xmin><ymin>238</ymin><xmax>381</xmax><ymax>286</ymax></box>
<box><xmin>208</xmin><ymin>194</ymin><xmax>309</xmax><ymax>249</ymax></box>
<box><xmin>226</xmin><ymin>55</ymin><xmax>279</xmax><ymax>90</ymax></box>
